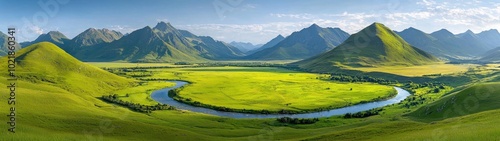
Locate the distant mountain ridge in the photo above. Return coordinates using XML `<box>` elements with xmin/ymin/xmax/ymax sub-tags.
<box><xmin>72</xmin><ymin>28</ymin><xmax>123</xmax><ymax>47</ymax></box>
<box><xmin>0</xmin><ymin>31</ymin><xmax>21</xmax><ymax>56</ymax></box>
<box><xmin>480</xmin><ymin>47</ymin><xmax>500</xmax><ymax>62</ymax></box>
<box><xmin>293</xmin><ymin>22</ymin><xmax>439</xmax><ymax>72</ymax></box>
<box><xmin>246</xmin><ymin>35</ymin><xmax>285</xmax><ymax>55</ymax></box>
<box><xmin>397</xmin><ymin>28</ymin><xmax>500</xmax><ymax>60</ymax></box>
<box><xmin>19</xmin><ymin>22</ymin><xmax>244</xmax><ymax>62</ymax></box>
<box><xmin>15</xmin><ymin>22</ymin><xmax>500</xmax><ymax>63</ymax></box>
<box><xmin>246</xmin><ymin>24</ymin><xmax>350</xmax><ymax>60</ymax></box>
<box><xmin>229</xmin><ymin>41</ymin><xmax>262</xmax><ymax>53</ymax></box>
<box><xmin>477</xmin><ymin>29</ymin><xmax>500</xmax><ymax>49</ymax></box>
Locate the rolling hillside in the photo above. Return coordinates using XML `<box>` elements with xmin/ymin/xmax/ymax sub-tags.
<box><xmin>246</xmin><ymin>24</ymin><xmax>350</xmax><ymax>60</ymax></box>
<box><xmin>0</xmin><ymin>42</ymin><xmax>210</xmax><ymax>140</ymax></box>
<box><xmin>293</xmin><ymin>22</ymin><xmax>439</xmax><ymax>72</ymax></box>
<box><xmin>408</xmin><ymin>82</ymin><xmax>500</xmax><ymax>122</ymax></box>
<box><xmin>1</xmin><ymin>42</ymin><xmax>135</xmax><ymax>93</ymax></box>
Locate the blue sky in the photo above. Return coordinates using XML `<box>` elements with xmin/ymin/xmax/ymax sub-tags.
<box><xmin>1</xmin><ymin>0</ymin><xmax>499</xmax><ymax>44</ymax></box>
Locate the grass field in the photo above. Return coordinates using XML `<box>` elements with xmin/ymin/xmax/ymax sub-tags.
<box><xmin>3</xmin><ymin>64</ymin><xmax>500</xmax><ymax>140</ymax></box>
<box><xmin>341</xmin><ymin>63</ymin><xmax>476</xmax><ymax>76</ymax></box>
<box><xmin>143</xmin><ymin>67</ymin><xmax>396</xmax><ymax>112</ymax></box>
<box><xmin>3</xmin><ymin>44</ymin><xmax>500</xmax><ymax>140</ymax></box>
<box><xmin>486</xmin><ymin>63</ymin><xmax>500</xmax><ymax>70</ymax></box>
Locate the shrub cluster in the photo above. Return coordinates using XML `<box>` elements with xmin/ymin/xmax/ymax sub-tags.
<box><xmin>100</xmin><ymin>94</ymin><xmax>175</xmax><ymax>113</ymax></box>
<box><xmin>343</xmin><ymin>108</ymin><xmax>383</xmax><ymax>118</ymax></box>
<box><xmin>276</xmin><ymin>117</ymin><xmax>319</xmax><ymax>124</ymax></box>
<box><xmin>329</xmin><ymin>73</ymin><xmax>398</xmax><ymax>85</ymax></box>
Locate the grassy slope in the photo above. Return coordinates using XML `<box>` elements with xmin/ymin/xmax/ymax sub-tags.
<box><xmin>0</xmin><ymin>42</ymin><xmax>266</xmax><ymax>141</ymax></box>
<box><xmin>1</xmin><ymin>42</ymin><xmax>499</xmax><ymax>140</ymax></box>
<box><xmin>343</xmin><ymin>63</ymin><xmax>475</xmax><ymax>77</ymax></box>
<box><xmin>407</xmin><ymin>82</ymin><xmax>500</xmax><ymax>122</ymax></box>
<box><xmin>1</xmin><ymin>42</ymin><xmax>136</xmax><ymax>97</ymax></box>
<box><xmin>303</xmin><ymin>82</ymin><xmax>500</xmax><ymax>141</ymax></box>
<box><xmin>148</xmin><ymin>67</ymin><xmax>396</xmax><ymax>112</ymax></box>
<box><xmin>294</xmin><ymin>23</ymin><xmax>439</xmax><ymax>72</ymax></box>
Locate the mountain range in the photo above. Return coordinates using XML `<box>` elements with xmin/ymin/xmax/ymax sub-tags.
<box><xmin>395</xmin><ymin>28</ymin><xmax>499</xmax><ymax>60</ymax></box>
<box><xmin>245</xmin><ymin>24</ymin><xmax>350</xmax><ymax>60</ymax></box>
<box><xmin>229</xmin><ymin>41</ymin><xmax>262</xmax><ymax>53</ymax></box>
<box><xmin>293</xmin><ymin>23</ymin><xmax>440</xmax><ymax>71</ymax></box>
<box><xmin>245</xmin><ymin>35</ymin><xmax>285</xmax><ymax>55</ymax></box>
<box><xmin>15</xmin><ymin>22</ymin><xmax>500</xmax><ymax>63</ymax></box>
<box><xmin>480</xmin><ymin>47</ymin><xmax>500</xmax><ymax>62</ymax></box>
<box><xmin>0</xmin><ymin>31</ymin><xmax>21</xmax><ymax>56</ymax></box>
<box><xmin>20</xmin><ymin>22</ymin><xmax>244</xmax><ymax>62</ymax></box>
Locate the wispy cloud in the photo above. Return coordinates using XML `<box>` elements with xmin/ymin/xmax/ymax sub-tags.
<box><xmin>31</xmin><ymin>25</ymin><xmax>44</xmax><ymax>34</ymax></box>
<box><xmin>153</xmin><ymin>0</ymin><xmax>500</xmax><ymax>44</ymax></box>
<box><xmin>109</xmin><ymin>25</ymin><xmax>137</xmax><ymax>34</ymax></box>
<box><xmin>270</xmin><ymin>13</ymin><xmax>315</xmax><ymax>20</ymax></box>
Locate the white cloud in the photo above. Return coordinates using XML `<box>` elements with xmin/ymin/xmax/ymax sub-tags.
<box><xmin>109</xmin><ymin>25</ymin><xmax>137</xmax><ymax>34</ymax></box>
<box><xmin>270</xmin><ymin>13</ymin><xmax>315</xmax><ymax>20</ymax></box>
<box><xmin>156</xmin><ymin>18</ymin><xmax>169</xmax><ymax>22</ymax></box>
<box><xmin>178</xmin><ymin>0</ymin><xmax>500</xmax><ymax>44</ymax></box>
<box><xmin>243</xmin><ymin>4</ymin><xmax>256</xmax><ymax>9</ymax></box>
<box><xmin>31</xmin><ymin>25</ymin><xmax>44</xmax><ymax>35</ymax></box>
<box><xmin>417</xmin><ymin>0</ymin><xmax>436</xmax><ymax>6</ymax></box>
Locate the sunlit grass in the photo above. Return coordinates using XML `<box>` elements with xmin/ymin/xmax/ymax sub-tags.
<box><xmin>343</xmin><ymin>63</ymin><xmax>477</xmax><ymax>76</ymax></box>
<box><xmin>147</xmin><ymin>67</ymin><xmax>396</xmax><ymax>112</ymax></box>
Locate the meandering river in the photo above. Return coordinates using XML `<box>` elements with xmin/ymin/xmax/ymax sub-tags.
<box><xmin>151</xmin><ymin>81</ymin><xmax>411</xmax><ymax>118</ymax></box>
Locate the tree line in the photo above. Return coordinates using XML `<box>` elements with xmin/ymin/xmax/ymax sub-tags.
<box><xmin>100</xmin><ymin>94</ymin><xmax>175</xmax><ymax>113</ymax></box>
<box><xmin>329</xmin><ymin>73</ymin><xmax>398</xmax><ymax>85</ymax></box>
<box><xmin>276</xmin><ymin>117</ymin><xmax>319</xmax><ymax>124</ymax></box>
<box><xmin>343</xmin><ymin>108</ymin><xmax>384</xmax><ymax>118</ymax></box>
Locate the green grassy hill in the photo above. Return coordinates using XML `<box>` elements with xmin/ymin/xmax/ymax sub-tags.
<box><xmin>407</xmin><ymin>82</ymin><xmax>500</xmax><ymax>122</ymax></box>
<box><xmin>293</xmin><ymin>22</ymin><xmax>440</xmax><ymax>72</ymax></box>
<box><xmin>1</xmin><ymin>42</ymin><xmax>136</xmax><ymax>96</ymax></box>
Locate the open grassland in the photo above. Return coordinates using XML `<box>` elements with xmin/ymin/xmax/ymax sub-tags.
<box><xmin>2</xmin><ymin>73</ymin><xmax>500</xmax><ymax>141</ymax></box>
<box><xmin>408</xmin><ymin>82</ymin><xmax>500</xmax><ymax>122</ymax></box>
<box><xmin>341</xmin><ymin>63</ymin><xmax>477</xmax><ymax>77</ymax></box>
<box><xmin>485</xmin><ymin>63</ymin><xmax>500</xmax><ymax>70</ymax></box>
<box><xmin>145</xmin><ymin>67</ymin><xmax>396</xmax><ymax>112</ymax></box>
<box><xmin>4</xmin><ymin>42</ymin><xmax>500</xmax><ymax>140</ymax></box>
<box><xmin>114</xmin><ymin>81</ymin><xmax>176</xmax><ymax>105</ymax></box>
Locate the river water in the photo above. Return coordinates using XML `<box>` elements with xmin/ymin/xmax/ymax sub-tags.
<box><xmin>151</xmin><ymin>81</ymin><xmax>410</xmax><ymax>118</ymax></box>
